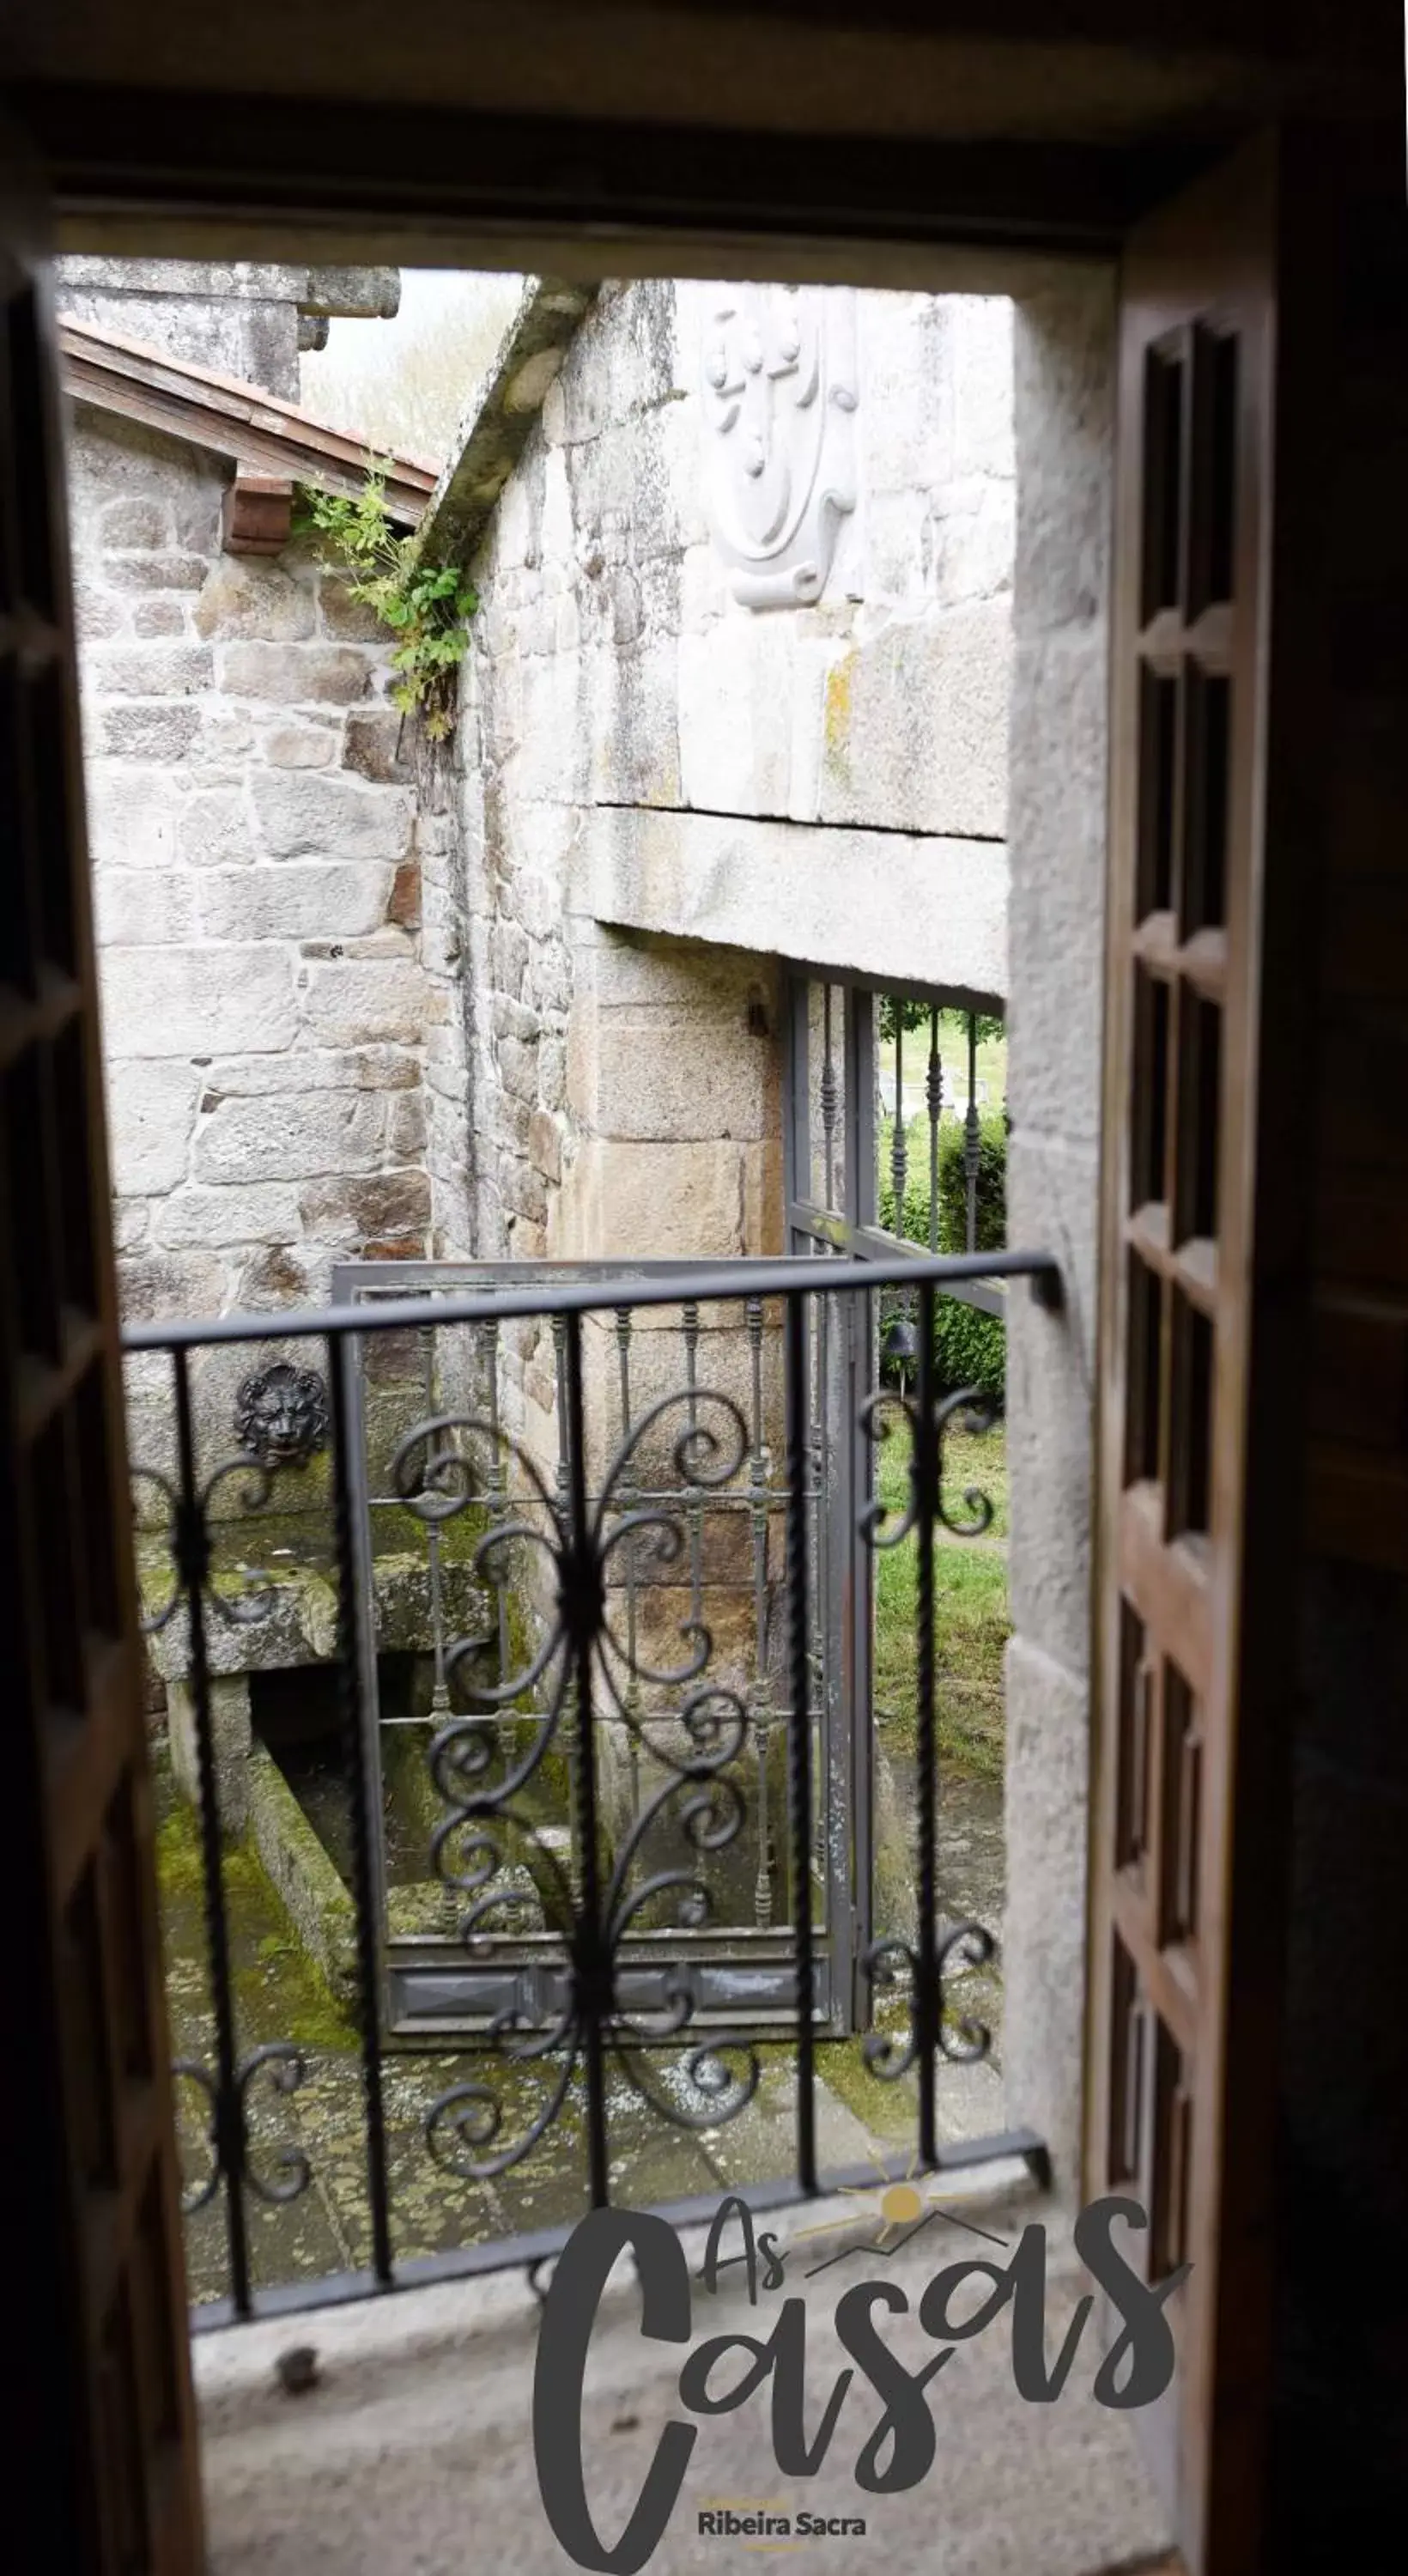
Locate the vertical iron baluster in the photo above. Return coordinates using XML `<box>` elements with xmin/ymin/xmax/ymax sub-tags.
<box><xmin>784</xmin><ymin>1291</ymin><xmax>817</xmax><ymax>2193</ymax></box>
<box><xmin>327</xmin><ymin>1331</ymin><xmax>394</xmax><ymax>2285</ymax></box>
<box><xmin>746</xmin><ymin>1295</ymin><xmax>773</xmax><ymax>1929</ymax></box>
<box><xmin>551</xmin><ymin>1311</ymin><xmax>581</xmax><ymax>1857</ymax></box>
<box><xmin>551</xmin><ymin>1312</ymin><xmax>570</xmax><ymax>1520</ymax></box>
<box><xmin>913</xmin><ymin>1280</ymin><xmax>939</xmax><ymax>2169</ymax></box>
<box><xmin>418</xmin><ymin>1320</ymin><xmax>451</xmax><ymax>1716</ymax></box>
<box><xmin>683</xmin><ymin>1300</ymin><xmax>703</xmax><ymax>1634</ymax></box>
<box><xmin>426</xmin><ymin>1520</ymin><xmax>451</xmax><ymax>1717</ymax></box>
<box><xmin>890</xmin><ymin>1007</ymin><xmax>907</xmax><ymax>1221</ymax></box>
<box><xmin>811</xmin><ymin>1290</ymin><xmax>829</xmax><ymax>1741</ymax></box>
<box><xmin>964</xmin><ymin>1012</ymin><xmax>980</xmax><ymax>1255</ymax></box>
<box><xmin>615</xmin><ymin>1306</ymin><xmax>641</xmax><ymax>1821</ymax></box>
<box><xmin>821</xmin><ymin>983</ymin><xmax>839</xmax><ymax>1216</ymax></box>
<box><xmin>173</xmin><ymin>1348</ymin><xmax>250</xmax><ymax>2314</ymax></box>
<box><xmin>563</xmin><ymin>1312</ymin><xmax>610</xmax><ymax>2209</ymax></box>
<box><xmin>927</xmin><ymin>1006</ymin><xmax>943</xmax><ymax>1255</ymax></box>
<box><xmin>480</xmin><ymin>1313</ymin><xmax>510</xmax><ymax>1686</ymax></box>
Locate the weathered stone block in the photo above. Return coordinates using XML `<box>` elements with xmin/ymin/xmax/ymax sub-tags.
<box><xmin>246</xmin><ymin>1746</ymin><xmax>356</xmax><ymax>2000</ymax></box>
<box><xmin>263</xmin><ymin>722</ymin><xmax>337</xmax><ymax>769</ymax></box>
<box><xmin>201</xmin><ymin>1045</ymin><xmax>419</xmax><ymax>1100</ymax></box>
<box><xmin>319</xmin><ymin>576</ymin><xmax>385</xmax><ymax>642</ymax></box>
<box><xmin>195</xmin><ymin>1090</ymin><xmax>388</xmax><ymax>1184</ymax></box>
<box><xmin>343</xmin><ymin>708</ymin><xmax>412</xmax><ymax>783</ymax></box>
<box><xmin>101</xmin><ymin>945</ymin><xmax>296</xmax><ymax>1056</ymax></box>
<box><xmin>590</xmin><ymin>1013</ymin><xmax>773</xmax><ymax>1144</ymax></box>
<box><xmin>220</xmin><ymin>641</ymin><xmax>370</xmax><ymax>705</ymax></box>
<box><xmin>132</xmin><ymin>598</ymin><xmax>189</xmax><ymax>639</ymax></box>
<box><xmin>571</xmin><ymin>805</ymin><xmax>1007</xmax><ymax>1002</ymax></box>
<box><xmin>1004</xmin><ymin>1129</ymin><xmax>1099</xmax><ymax>1680</ymax></box>
<box><xmin>194</xmin><ymin>556</ymin><xmax>317</xmax><ymax>642</ymax></box>
<box><xmin>816</xmin><ymin>603</ymin><xmax>1010</xmax><ymax>841</ymax></box>
<box><xmin>118</xmin><ymin>1249</ymin><xmax>227</xmax><ymax>1321</ymax></box>
<box><xmin>202</xmin><ymin>709</ymin><xmax>255</xmax><ymax>760</ymax></box>
<box><xmin>105</xmin><ymin>1059</ymin><xmax>200</xmax><ymax>1195</ymax></box>
<box><xmin>252</xmin><ymin>769</ymin><xmax>413</xmax><ymax>863</ymax></box>
<box><xmin>234</xmin><ymin>1243</ymin><xmax>313</xmax><ymax>1307</ymax></box>
<box><xmin>504</xmin><ymin>1158</ymin><xmax>548</xmax><ymax>1225</ymax></box>
<box><xmin>1005</xmin><ymin>632</ymin><xmax>1107</xmax><ymax>1147</ymax></box>
<box><xmin>94</xmin><ymin>866</ymin><xmax>198</xmax><ymax>947</ymax></box>
<box><xmin>497</xmin><ymin>1032</ymin><xmax>539</xmax><ymax>1105</ymax></box>
<box><xmin>538</xmin><ymin>1036</ymin><xmax>567</xmax><ymax>1112</ymax></box>
<box><xmin>1012</xmin><ymin>277</ymin><xmax>1114</xmax><ymax>644</ymax></box>
<box><xmin>297</xmin><ymin>1169</ymin><xmax>430</xmax><ymax>1249</ymax></box>
<box><xmin>99</xmin><ymin>702</ymin><xmax>203</xmax><ymax>761</ymax></box>
<box><xmin>168</xmin><ymin>1673</ymin><xmax>252</xmax><ymax>1840</ymax></box>
<box><xmin>1003</xmin><ymin>1633</ymin><xmax>1089</xmax><ymax>2188</ymax></box>
<box><xmin>676</xmin><ymin>617</ymin><xmax>796</xmax><ymax>818</ymax></box>
<box><xmin>387</xmin><ymin>1091</ymin><xmax>426</xmax><ymax>1160</ymax></box>
<box><xmin>75</xmin><ymin>585</ymin><xmax>123</xmax><ymax>641</ymax></box>
<box><xmin>153</xmin><ymin>1182</ymin><xmax>303</xmax><ymax>1249</ymax></box>
<box><xmin>529</xmin><ymin>1108</ymin><xmax>562</xmax><ymax>1184</ymax></box>
<box><xmin>386</xmin><ymin>859</ymin><xmax>421</xmax><ymax>929</ymax></box>
<box><xmin>300</xmin><ymin>957</ymin><xmax>424</xmax><ymax>1046</ymax></box>
<box><xmin>559</xmin><ymin>1138</ymin><xmax>780</xmax><ymax>1261</ymax></box>
<box><xmin>177</xmin><ymin>787</ymin><xmax>257</xmax><ymax>868</ymax></box>
<box><xmin>197</xmin><ymin>861</ymin><xmax>392</xmax><ymax>943</ymax></box>
<box><xmin>88</xmin><ymin>642</ymin><xmax>214</xmax><ymax>699</ymax></box>
<box><xmin>100</xmin><ymin>495</ymin><xmax>169</xmax><ymax>549</ymax></box>
<box><xmin>112</xmin><ymin>1200</ymin><xmax>150</xmax><ymax>1253</ymax></box>
<box><xmin>103</xmin><ymin>551</ymin><xmax>209</xmax><ymax>592</ymax></box>
<box><xmin>87</xmin><ymin>769</ymin><xmax>180</xmax><ymax>871</ymax></box>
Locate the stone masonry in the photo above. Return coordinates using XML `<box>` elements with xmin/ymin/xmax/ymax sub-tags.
<box><xmin>66</xmin><ymin>261</ymin><xmax>1110</xmax><ymax>2198</ymax></box>
<box><xmin>64</xmin><ymin>264</ymin><xmax>436</xmax><ymax>1337</ymax></box>
<box><xmin>433</xmin><ymin>278</ymin><xmax>1016</xmax><ymax>1309</ymax></box>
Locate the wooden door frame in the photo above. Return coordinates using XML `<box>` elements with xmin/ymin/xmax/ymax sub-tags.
<box><xmin>3</xmin><ymin>80</ymin><xmax>1376</xmax><ymax>2574</ymax></box>
<box><xmin>1</xmin><ymin>124</ymin><xmax>205</xmax><ymax>2573</ymax></box>
<box><xmin>1088</xmin><ymin>131</ymin><xmax>1333</xmax><ymax>2574</ymax></box>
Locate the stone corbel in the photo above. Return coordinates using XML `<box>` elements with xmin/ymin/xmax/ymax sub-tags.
<box><xmin>222</xmin><ymin>469</ymin><xmax>294</xmax><ymax>556</ymax></box>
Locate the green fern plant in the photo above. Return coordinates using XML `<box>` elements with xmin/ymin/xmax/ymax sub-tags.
<box><xmin>294</xmin><ymin>466</ymin><xmax>477</xmax><ymax>742</ymax></box>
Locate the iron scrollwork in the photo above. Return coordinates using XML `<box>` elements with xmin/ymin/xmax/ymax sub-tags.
<box><xmin>388</xmin><ymin>1389</ymin><xmax>764</xmax><ymax>2183</ymax></box>
<box><xmin>860</xmin><ymin>1922</ymin><xmax>998</xmax><ymax>2081</ymax></box>
<box><xmin>173</xmin><ymin>2044</ymin><xmax>312</xmax><ymax>2216</ymax></box>
<box><xmin>858</xmin><ymin>1378</ymin><xmax>1000</xmax><ymax>2087</ymax></box>
<box><xmin>131</xmin><ymin>1451</ymin><xmax>281</xmax><ymax>1638</ymax></box>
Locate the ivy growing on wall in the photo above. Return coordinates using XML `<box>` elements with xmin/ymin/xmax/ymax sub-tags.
<box><xmin>294</xmin><ymin>467</ymin><xmax>477</xmax><ymax>742</ymax></box>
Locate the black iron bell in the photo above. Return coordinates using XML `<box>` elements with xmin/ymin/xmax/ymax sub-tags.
<box><xmin>881</xmin><ymin>1315</ymin><xmax>919</xmax><ymax>1369</ymax></box>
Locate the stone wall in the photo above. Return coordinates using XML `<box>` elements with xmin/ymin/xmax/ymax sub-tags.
<box><xmin>1002</xmin><ymin>270</ymin><xmax>1115</xmax><ymax>2190</ymax></box>
<box><xmin>438</xmin><ymin>276</ymin><xmax>1016</xmax><ymax>1284</ymax></box>
<box><xmin>56</xmin><ymin>258</ymin><xmax>400</xmax><ymax>401</ymax></box>
<box><xmin>71</xmin><ymin>411</ymin><xmax>433</xmax><ymax>1333</ymax></box>
<box><xmin>60</xmin><ymin>258</ymin><xmax>436</xmax><ymax>1344</ymax></box>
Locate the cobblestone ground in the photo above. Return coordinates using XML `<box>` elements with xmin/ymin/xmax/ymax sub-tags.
<box><xmin>156</xmin><ymin>1759</ymin><xmax>1006</xmax><ymax>2308</ymax></box>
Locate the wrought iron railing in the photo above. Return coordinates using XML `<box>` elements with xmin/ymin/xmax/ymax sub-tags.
<box><xmin>124</xmin><ymin>1248</ymin><xmax>1059</xmax><ymax>2327</ymax></box>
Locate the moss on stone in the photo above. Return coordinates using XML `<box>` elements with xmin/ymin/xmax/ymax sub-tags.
<box><xmin>154</xmin><ymin>1756</ymin><xmax>357</xmax><ymax>2056</ymax></box>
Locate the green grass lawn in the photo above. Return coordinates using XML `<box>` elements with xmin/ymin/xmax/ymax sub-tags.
<box><xmin>871</xmin><ymin>1419</ymin><xmax>1010</xmax><ymax>1782</ymax></box>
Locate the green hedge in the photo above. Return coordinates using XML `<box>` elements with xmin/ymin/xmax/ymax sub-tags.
<box><xmin>877</xmin><ymin>1109</ymin><xmax>1007</xmax><ymax>1406</ymax></box>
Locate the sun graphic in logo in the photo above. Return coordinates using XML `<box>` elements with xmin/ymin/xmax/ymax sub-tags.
<box><xmin>787</xmin><ymin>2152</ymin><xmax>1010</xmax><ymax>2277</ymax></box>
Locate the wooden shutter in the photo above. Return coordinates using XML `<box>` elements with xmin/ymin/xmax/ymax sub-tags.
<box><xmin>1089</xmin><ymin>133</ymin><xmax>1329</xmax><ymax>2575</ymax></box>
<box><xmin>0</xmin><ymin>141</ymin><xmax>204</xmax><ymax>2571</ymax></box>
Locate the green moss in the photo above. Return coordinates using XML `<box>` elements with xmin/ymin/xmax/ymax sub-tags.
<box><xmin>155</xmin><ymin>1783</ymin><xmax>206</xmax><ymax>1900</ymax></box>
<box><xmin>154</xmin><ymin>1767</ymin><xmax>357</xmax><ymax>2056</ymax></box>
<box><xmin>815</xmin><ymin>2035</ymin><xmax>920</xmax><ymax>2143</ymax></box>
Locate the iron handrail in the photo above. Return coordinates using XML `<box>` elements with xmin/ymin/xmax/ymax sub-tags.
<box><xmin>121</xmin><ymin>1244</ymin><xmax>1061</xmax><ymax>1352</ymax></box>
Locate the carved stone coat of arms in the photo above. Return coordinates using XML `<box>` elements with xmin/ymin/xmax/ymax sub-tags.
<box><xmin>700</xmin><ymin>284</ymin><xmax>858</xmax><ymax>609</ymax></box>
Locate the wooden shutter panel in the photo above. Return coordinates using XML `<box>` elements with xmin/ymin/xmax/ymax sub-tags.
<box><xmin>1089</xmin><ymin>132</ymin><xmax>1329</xmax><ymax>2576</ymax></box>
<box><xmin>0</xmin><ymin>143</ymin><xmax>204</xmax><ymax>2572</ymax></box>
